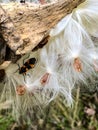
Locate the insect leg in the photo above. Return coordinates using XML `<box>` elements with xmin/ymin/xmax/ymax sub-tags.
<box><xmin>26</xmin><ymin>73</ymin><xmax>31</xmax><ymax>77</ymax></box>
<box><xmin>23</xmin><ymin>73</ymin><xmax>27</xmax><ymax>83</ymax></box>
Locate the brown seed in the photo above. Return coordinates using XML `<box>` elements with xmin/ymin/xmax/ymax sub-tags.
<box><xmin>40</xmin><ymin>73</ymin><xmax>50</xmax><ymax>85</ymax></box>
<box><xmin>16</xmin><ymin>85</ymin><xmax>26</xmax><ymax>96</ymax></box>
<box><xmin>73</xmin><ymin>58</ymin><xmax>82</xmax><ymax>72</ymax></box>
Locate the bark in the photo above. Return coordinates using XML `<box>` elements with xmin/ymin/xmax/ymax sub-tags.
<box><xmin>0</xmin><ymin>0</ymin><xmax>85</xmax><ymax>64</ymax></box>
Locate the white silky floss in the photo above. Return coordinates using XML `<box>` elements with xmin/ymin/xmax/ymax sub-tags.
<box><xmin>39</xmin><ymin>47</ymin><xmax>60</xmax><ymax>101</ymax></box>
<box><xmin>90</xmin><ymin>48</ymin><xmax>98</xmax><ymax>72</ymax></box>
<box><xmin>50</xmin><ymin>18</ymin><xmax>95</xmax><ymax>84</ymax></box>
<box><xmin>38</xmin><ymin>41</ymin><xmax>74</xmax><ymax>106</ymax></box>
<box><xmin>48</xmin><ymin>0</ymin><xmax>98</xmax><ymax>101</ymax></box>
<box><xmin>72</xmin><ymin>0</ymin><xmax>98</xmax><ymax>37</ymax></box>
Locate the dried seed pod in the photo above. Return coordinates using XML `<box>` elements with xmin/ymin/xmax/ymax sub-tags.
<box><xmin>33</xmin><ymin>35</ymin><xmax>50</xmax><ymax>51</ymax></box>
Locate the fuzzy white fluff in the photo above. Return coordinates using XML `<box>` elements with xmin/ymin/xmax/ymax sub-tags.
<box><xmin>49</xmin><ymin>16</ymin><xmax>95</xmax><ymax>85</ymax></box>
<box><xmin>39</xmin><ymin>46</ymin><xmax>74</xmax><ymax>106</ymax></box>
<box><xmin>72</xmin><ymin>0</ymin><xmax>98</xmax><ymax>37</ymax></box>
<box><xmin>50</xmin><ymin>14</ymin><xmax>72</xmax><ymax>37</ymax></box>
<box><xmin>90</xmin><ymin>48</ymin><xmax>98</xmax><ymax>73</ymax></box>
<box><xmin>50</xmin><ymin>0</ymin><xmax>98</xmax><ymax>38</ymax></box>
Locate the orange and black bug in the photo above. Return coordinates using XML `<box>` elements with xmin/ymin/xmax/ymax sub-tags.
<box><xmin>17</xmin><ymin>57</ymin><xmax>37</xmax><ymax>75</ymax></box>
<box><xmin>15</xmin><ymin>56</ymin><xmax>37</xmax><ymax>82</ymax></box>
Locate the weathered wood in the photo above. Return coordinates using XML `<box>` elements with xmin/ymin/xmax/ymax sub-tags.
<box><xmin>0</xmin><ymin>5</ymin><xmax>23</xmax><ymax>51</ymax></box>
<box><xmin>0</xmin><ymin>0</ymin><xmax>85</xmax><ymax>65</ymax></box>
<box><xmin>0</xmin><ymin>32</ymin><xmax>21</xmax><ymax>64</ymax></box>
<box><xmin>0</xmin><ymin>0</ymin><xmax>85</xmax><ymax>56</ymax></box>
<box><xmin>0</xmin><ymin>34</ymin><xmax>6</xmax><ymax>64</ymax></box>
<box><xmin>0</xmin><ymin>4</ymin><xmax>23</xmax><ymax>64</ymax></box>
